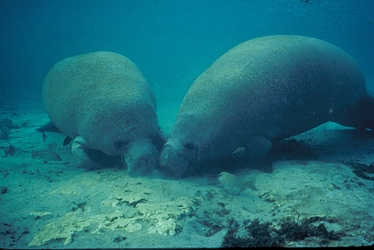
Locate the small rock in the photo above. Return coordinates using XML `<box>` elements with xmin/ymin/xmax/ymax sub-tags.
<box><xmin>0</xmin><ymin>118</ymin><xmax>14</xmax><ymax>128</ymax></box>
<box><xmin>218</xmin><ymin>172</ymin><xmax>258</xmax><ymax>192</ymax></box>
<box><xmin>4</xmin><ymin>144</ymin><xmax>15</xmax><ymax>157</ymax></box>
<box><xmin>1</xmin><ymin>186</ymin><xmax>8</xmax><ymax>194</ymax></box>
<box><xmin>32</xmin><ymin>150</ymin><xmax>62</xmax><ymax>161</ymax></box>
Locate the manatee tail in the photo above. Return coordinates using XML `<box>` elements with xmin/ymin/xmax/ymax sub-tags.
<box><xmin>333</xmin><ymin>94</ymin><xmax>374</xmax><ymax>131</ymax></box>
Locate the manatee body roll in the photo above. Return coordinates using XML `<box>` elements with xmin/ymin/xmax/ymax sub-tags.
<box><xmin>160</xmin><ymin>35</ymin><xmax>374</xmax><ymax>177</ymax></box>
<box><xmin>43</xmin><ymin>51</ymin><xmax>163</xmax><ymax>175</ymax></box>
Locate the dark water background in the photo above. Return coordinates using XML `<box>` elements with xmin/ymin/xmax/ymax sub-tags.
<box><xmin>1</xmin><ymin>0</ymin><xmax>373</xmax><ymax>104</ymax></box>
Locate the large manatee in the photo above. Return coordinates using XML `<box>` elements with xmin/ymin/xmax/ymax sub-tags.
<box><xmin>42</xmin><ymin>51</ymin><xmax>164</xmax><ymax>175</ymax></box>
<box><xmin>160</xmin><ymin>35</ymin><xmax>374</xmax><ymax>177</ymax></box>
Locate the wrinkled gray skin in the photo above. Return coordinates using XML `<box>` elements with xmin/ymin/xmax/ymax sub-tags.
<box><xmin>43</xmin><ymin>51</ymin><xmax>163</xmax><ymax>175</ymax></box>
<box><xmin>160</xmin><ymin>35</ymin><xmax>374</xmax><ymax>177</ymax></box>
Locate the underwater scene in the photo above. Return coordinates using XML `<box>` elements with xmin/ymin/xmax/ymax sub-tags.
<box><xmin>1</xmin><ymin>0</ymin><xmax>374</xmax><ymax>248</ymax></box>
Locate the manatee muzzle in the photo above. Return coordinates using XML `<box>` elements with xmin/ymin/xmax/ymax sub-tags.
<box><xmin>159</xmin><ymin>142</ymin><xmax>191</xmax><ymax>178</ymax></box>
<box><xmin>122</xmin><ymin>140</ymin><xmax>158</xmax><ymax>175</ymax></box>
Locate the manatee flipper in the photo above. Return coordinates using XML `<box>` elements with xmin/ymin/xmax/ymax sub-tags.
<box><xmin>231</xmin><ymin>134</ymin><xmax>272</xmax><ymax>159</ymax></box>
<box><xmin>71</xmin><ymin>136</ymin><xmax>101</xmax><ymax>169</ymax></box>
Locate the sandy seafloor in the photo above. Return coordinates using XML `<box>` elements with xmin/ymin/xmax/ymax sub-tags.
<box><xmin>1</xmin><ymin>100</ymin><xmax>374</xmax><ymax>248</ymax></box>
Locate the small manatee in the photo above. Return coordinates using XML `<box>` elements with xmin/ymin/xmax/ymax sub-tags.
<box><xmin>42</xmin><ymin>51</ymin><xmax>164</xmax><ymax>175</ymax></box>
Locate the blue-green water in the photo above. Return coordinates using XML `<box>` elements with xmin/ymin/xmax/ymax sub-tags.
<box><xmin>1</xmin><ymin>1</ymin><xmax>374</xmax><ymax>248</ymax></box>
<box><xmin>1</xmin><ymin>0</ymin><xmax>373</xmax><ymax>103</ymax></box>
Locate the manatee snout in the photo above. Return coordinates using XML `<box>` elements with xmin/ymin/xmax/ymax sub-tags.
<box><xmin>159</xmin><ymin>142</ymin><xmax>192</xmax><ymax>178</ymax></box>
<box><xmin>123</xmin><ymin>140</ymin><xmax>158</xmax><ymax>175</ymax></box>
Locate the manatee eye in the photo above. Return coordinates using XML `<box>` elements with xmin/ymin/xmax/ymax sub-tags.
<box><xmin>183</xmin><ymin>142</ymin><xmax>195</xmax><ymax>151</ymax></box>
<box><xmin>114</xmin><ymin>140</ymin><xmax>129</xmax><ymax>151</ymax></box>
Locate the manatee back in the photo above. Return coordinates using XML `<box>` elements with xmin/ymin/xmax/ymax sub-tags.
<box><xmin>178</xmin><ymin>35</ymin><xmax>366</xmax><ymax>143</ymax></box>
<box><xmin>42</xmin><ymin>51</ymin><xmax>157</xmax><ymax>154</ymax></box>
